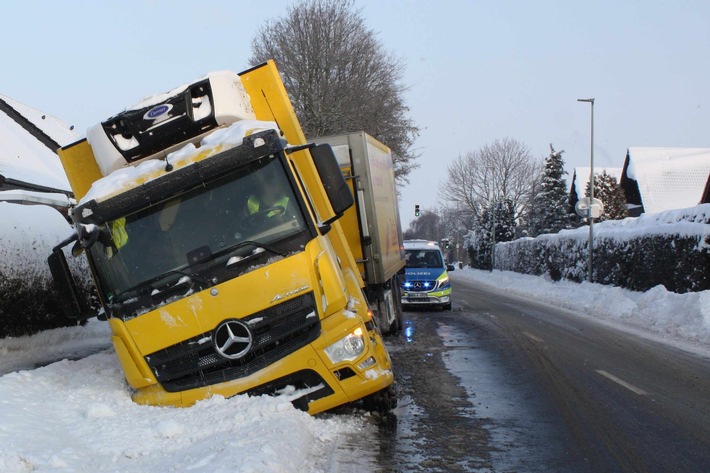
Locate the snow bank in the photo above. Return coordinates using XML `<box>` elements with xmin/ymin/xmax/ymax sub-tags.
<box><xmin>80</xmin><ymin>119</ymin><xmax>279</xmax><ymax>205</ymax></box>
<box><xmin>454</xmin><ymin>269</ymin><xmax>710</xmax><ymax>350</ymax></box>
<box><xmin>0</xmin><ymin>319</ymin><xmax>111</xmax><ymax>375</ymax></box>
<box><xmin>0</xmin><ymin>348</ymin><xmax>358</xmax><ymax>473</ymax></box>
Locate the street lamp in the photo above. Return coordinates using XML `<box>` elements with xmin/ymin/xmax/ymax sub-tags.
<box><xmin>491</xmin><ymin>199</ymin><xmax>496</xmax><ymax>271</ymax></box>
<box><xmin>578</xmin><ymin>98</ymin><xmax>595</xmax><ymax>283</ymax></box>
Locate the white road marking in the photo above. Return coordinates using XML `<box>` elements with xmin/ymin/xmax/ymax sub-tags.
<box><xmin>522</xmin><ymin>331</ymin><xmax>544</xmax><ymax>343</ymax></box>
<box><xmin>595</xmin><ymin>370</ymin><xmax>648</xmax><ymax>396</ymax></box>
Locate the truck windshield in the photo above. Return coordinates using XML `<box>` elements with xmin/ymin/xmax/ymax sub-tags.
<box><xmin>405</xmin><ymin>249</ymin><xmax>443</xmax><ymax>269</ymax></box>
<box><xmin>88</xmin><ymin>157</ymin><xmax>310</xmax><ymax>304</ymax></box>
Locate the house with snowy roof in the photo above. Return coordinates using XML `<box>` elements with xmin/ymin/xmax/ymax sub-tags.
<box><xmin>568</xmin><ymin>166</ymin><xmax>623</xmax><ymax>214</ymax></box>
<box><xmin>702</xmin><ymin>174</ymin><xmax>710</xmax><ymax>204</ymax></box>
<box><xmin>619</xmin><ymin>147</ymin><xmax>710</xmax><ymax>217</ymax></box>
<box><xmin>0</xmin><ymin>95</ymin><xmax>77</xmax><ymax>211</ymax></box>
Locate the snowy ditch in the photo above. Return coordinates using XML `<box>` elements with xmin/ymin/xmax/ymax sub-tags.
<box><xmin>0</xmin><ymin>322</ymin><xmax>362</xmax><ymax>473</ymax></box>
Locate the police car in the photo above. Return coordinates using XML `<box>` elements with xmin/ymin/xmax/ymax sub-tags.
<box><xmin>401</xmin><ymin>240</ymin><xmax>454</xmax><ymax>310</ymax></box>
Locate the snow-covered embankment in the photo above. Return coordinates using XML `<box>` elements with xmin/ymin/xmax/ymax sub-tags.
<box><xmin>454</xmin><ymin>268</ymin><xmax>710</xmax><ymax>351</ymax></box>
<box><xmin>0</xmin><ymin>329</ymin><xmax>359</xmax><ymax>472</ymax></box>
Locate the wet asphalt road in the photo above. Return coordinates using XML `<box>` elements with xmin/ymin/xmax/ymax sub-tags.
<box><xmin>330</xmin><ymin>273</ymin><xmax>710</xmax><ymax>472</ymax></box>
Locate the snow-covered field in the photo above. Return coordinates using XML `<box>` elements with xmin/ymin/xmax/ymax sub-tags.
<box><xmin>454</xmin><ymin>268</ymin><xmax>710</xmax><ymax>355</ymax></box>
<box><xmin>0</xmin><ymin>322</ymin><xmax>361</xmax><ymax>473</ymax></box>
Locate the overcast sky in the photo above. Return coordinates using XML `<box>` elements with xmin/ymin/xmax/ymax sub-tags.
<box><xmin>3</xmin><ymin>0</ymin><xmax>709</xmax><ymax>228</ymax></box>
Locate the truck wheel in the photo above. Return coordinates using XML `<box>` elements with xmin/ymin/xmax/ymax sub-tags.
<box><xmin>362</xmin><ymin>384</ymin><xmax>397</xmax><ymax>413</ymax></box>
<box><xmin>388</xmin><ymin>277</ymin><xmax>404</xmax><ymax>334</ymax></box>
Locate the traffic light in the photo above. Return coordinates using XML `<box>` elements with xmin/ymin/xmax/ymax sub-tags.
<box><xmin>414</xmin><ymin>204</ymin><xmax>420</xmax><ymax>217</ymax></box>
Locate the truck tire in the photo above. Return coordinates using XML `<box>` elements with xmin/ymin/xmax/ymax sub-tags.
<box><xmin>389</xmin><ymin>277</ymin><xmax>404</xmax><ymax>334</ymax></box>
<box><xmin>362</xmin><ymin>384</ymin><xmax>397</xmax><ymax>413</ymax></box>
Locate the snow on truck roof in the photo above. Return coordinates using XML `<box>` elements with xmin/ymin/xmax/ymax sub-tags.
<box><xmin>622</xmin><ymin>147</ymin><xmax>710</xmax><ymax>214</ymax></box>
<box><xmin>0</xmin><ymin>94</ymin><xmax>76</xmax><ymax>191</ymax></box>
<box><xmin>79</xmin><ymin>119</ymin><xmax>279</xmax><ymax>205</ymax></box>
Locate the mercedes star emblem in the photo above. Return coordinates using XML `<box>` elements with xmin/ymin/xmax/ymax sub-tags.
<box><xmin>213</xmin><ymin>320</ymin><xmax>253</xmax><ymax>360</ymax></box>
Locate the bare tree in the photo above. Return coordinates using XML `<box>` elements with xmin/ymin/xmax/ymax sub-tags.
<box><xmin>250</xmin><ymin>0</ymin><xmax>419</xmax><ymax>183</ymax></box>
<box><xmin>440</xmin><ymin>137</ymin><xmax>542</xmax><ymax>222</ymax></box>
<box><xmin>403</xmin><ymin>210</ymin><xmax>445</xmax><ymax>242</ymax></box>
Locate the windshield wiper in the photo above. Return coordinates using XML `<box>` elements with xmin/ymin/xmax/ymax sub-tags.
<box><xmin>150</xmin><ymin>275</ymin><xmax>195</xmax><ymax>303</ymax></box>
<box><xmin>212</xmin><ymin>240</ymin><xmax>288</xmax><ymax>269</ymax></box>
<box><xmin>115</xmin><ymin>269</ymin><xmax>210</xmax><ymax>305</ymax></box>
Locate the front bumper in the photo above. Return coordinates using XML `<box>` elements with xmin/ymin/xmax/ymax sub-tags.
<box><xmin>401</xmin><ymin>287</ymin><xmax>452</xmax><ymax>306</ymax></box>
<box><xmin>123</xmin><ymin>317</ymin><xmax>393</xmax><ymax>415</ymax></box>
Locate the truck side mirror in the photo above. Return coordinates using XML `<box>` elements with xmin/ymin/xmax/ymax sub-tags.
<box><xmin>310</xmin><ymin>144</ymin><xmax>354</xmax><ymax>221</ymax></box>
<box><xmin>447</xmin><ymin>264</ymin><xmax>456</xmax><ymax>272</ymax></box>
<box><xmin>48</xmin><ymin>249</ymin><xmax>93</xmax><ymax>320</ymax></box>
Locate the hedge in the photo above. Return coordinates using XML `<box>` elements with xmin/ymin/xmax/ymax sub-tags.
<box><xmin>0</xmin><ymin>203</ymin><xmax>94</xmax><ymax>337</ymax></box>
<box><xmin>494</xmin><ymin>205</ymin><xmax>710</xmax><ymax>293</ymax></box>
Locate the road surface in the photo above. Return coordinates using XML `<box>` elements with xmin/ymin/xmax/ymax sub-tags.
<box><xmin>329</xmin><ymin>273</ymin><xmax>710</xmax><ymax>472</ymax></box>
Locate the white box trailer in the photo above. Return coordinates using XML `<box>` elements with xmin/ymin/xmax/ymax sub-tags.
<box><xmin>313</xmin><ymin>132</ymin><xmax>405</xmax><ymax>333</ymax></box>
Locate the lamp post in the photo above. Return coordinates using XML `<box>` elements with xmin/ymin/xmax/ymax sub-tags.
<box><xmin>491</xmin><ymin>199</ymin><xmax>496</xmax><ymax>272</ymax></box>
<box><xmin>578</xmin><ymin>98</ymin><xmax>595</xmax><ymax>283</ymax></box>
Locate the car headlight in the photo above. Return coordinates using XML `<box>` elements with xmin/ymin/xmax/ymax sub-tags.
<box><xmin>324</xmin><ymin>327</ymin><xmax>366</xmax><ymax>364</ymax></box>
<box><xmin>438</xmin><ymin>277</ymin><xmax>450</xmax><ymax>289</ymax></box>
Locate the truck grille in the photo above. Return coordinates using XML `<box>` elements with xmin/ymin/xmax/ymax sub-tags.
<box><xmin>145</xmin><ymin>293</ymin><xmax>319</xmax><ymax>392</ymax></box>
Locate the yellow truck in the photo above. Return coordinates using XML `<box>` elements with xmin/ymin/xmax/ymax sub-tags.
<box><xmin>314</xmin><ymin>133</ymin><xmax>405</xmax><ymax>334</ymax></box>
<box><xmin>47</xmin><ymin>61</ymin><xmax>395</xmax><ymax>414</ymax></box>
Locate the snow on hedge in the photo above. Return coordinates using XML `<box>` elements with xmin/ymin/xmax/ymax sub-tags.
<box><xmin>539</xmin><ymin>204</ymin><xmax>710</xmax><ymax>242</ymax></box>
<box><xmin>0</xmin><ymin>348</ymin><xmax>358</xmax><ymax>473</ymax></box>
<box><xmin>453</xmin><ymin>269</ymin><xmax>710</xmax><ymax>351</ymax></box>
<box><xmin>495</xmin><ymin>204</ymin><xmax>710</xmax><ymax>293</ymax></box>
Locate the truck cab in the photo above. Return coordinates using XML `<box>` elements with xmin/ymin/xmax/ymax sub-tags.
<box><xmin>401</xmin><ymin>240</ymin><xmax>454</xmax><ymax>311</ymax></box>
<box><xmin>48</xmin><ymin>62</ymin><xmax>395</xmax><ymax>414</ymax></box>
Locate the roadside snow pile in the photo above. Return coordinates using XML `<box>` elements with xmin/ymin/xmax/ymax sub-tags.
<box><xmin>454</xmin><ymin>269</ymin><xmax>710</xmax><ymax>348</ymax></box>
<box><xmin>0</xmin><ymin>319</ymin><xmax>111</xmax><ymax>375</ymax></box>
<box><xmin>0</xmin><ymin>349</ymin><xmax>358</xmax><ymax>473</ymax></box>
<box><xmin>495</xmin><ymin>204</ymin><xmax>710</xmax><ymax>293</ymax></box>
<box><xmin>81</xmin><ymin>119</ymin><xmax>279</xmax><ymax>204</ymax></box>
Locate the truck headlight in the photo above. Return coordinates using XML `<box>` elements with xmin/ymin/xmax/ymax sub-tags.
<box><xmin>438</xmin><ymin>277</ymin><xmax>450</xmax><ymax>289</ymax></box>
<box><xmin>324</xmin><ymin>327</ymin><xmax>366</xmax><ymax>364</ymax></box>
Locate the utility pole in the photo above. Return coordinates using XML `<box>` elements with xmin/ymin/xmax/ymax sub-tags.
<box><xmin>491</xmin><ymin>199</ymin><xmax>496</xmax><ymax>272</ymax></box>
<box><xmin>578</xmin><ymin>98</ymin><xmax>595</xmax><ymax>283</ymax></box>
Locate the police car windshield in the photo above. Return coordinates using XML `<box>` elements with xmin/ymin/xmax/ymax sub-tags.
<box><xmin>88</xmin><ymin>158</ymin><xmax>309</xmax><ymax>304</ymax></box>
<box><xmin>405</xmin><ymin>249</ymin><xmax>443</xmax><ymax>269</ymax></box>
